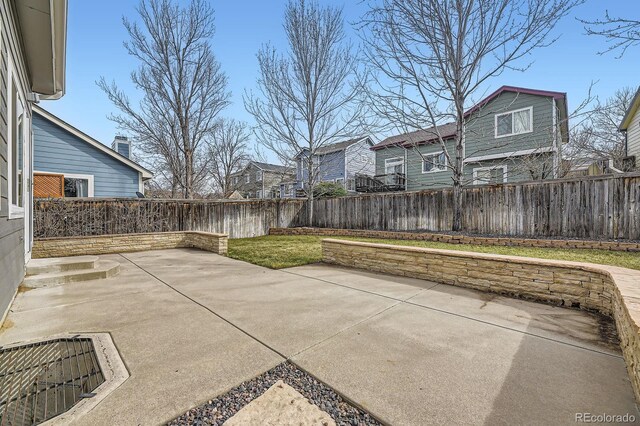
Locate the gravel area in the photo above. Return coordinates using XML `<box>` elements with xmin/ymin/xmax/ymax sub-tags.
<box><xmin>167</xmin><ymin>362</ymin><xmax>382</xmax><ymax>426</ymax></box>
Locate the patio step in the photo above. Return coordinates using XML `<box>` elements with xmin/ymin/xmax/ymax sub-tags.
<box><xmin>23</xmin><ymin>260</ymin><xmax>121</xmax><ymax>288</ymax></box>
<box><xmin>26</xmin><ymin>256</ymin><xmax>99</xmax><ymax>275</ymax></box>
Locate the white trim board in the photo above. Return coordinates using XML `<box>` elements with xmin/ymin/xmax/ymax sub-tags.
<box><xmin>473</xmin><ymin>165</ymin><xmax>508</xmax><ymax>185</ymax></box>
<box><xmin>494</xmin><ymin>106</ymin><xmax>533</xmax><ymax>139</ymax></box>
<box><xmin>32</xmin><ymin>105</ymin><xmax>153</xmax><ymax>179</ymax></box>
<box><xmin>35</xmin><ymin>170</ymin><xmax>95</xmax><ymax>197</ymax></box>
<box><xmin>464</xmin><ymin>147</ymin><xmax>554</xmax><ymax>163</ymax></box>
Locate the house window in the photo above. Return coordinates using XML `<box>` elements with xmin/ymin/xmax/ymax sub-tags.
<box><xmin>346</xmin><ymin>179</ymin><xmax>355</xmax><ymax>191</ymax></box>
<box><xmin>245</xmin><ymin>175</ymin><xmax>250</xmax><ymax>184</ymax></box>
<box><xmin>63</xmin><ymin>174</ymin><xmax>94</xmax><ymax>197</ymax></box>
<box><xmin>256</xmin><ymin>190</ymin><xmax>263</xmax><ymax>199</ymax></box>
<box><xmin>384</xmin><ymin>157</ymin><xmax>405</xmax><ymax>186</ymax></box>
<box><xmin>422</xmin><ymin>152</ymin><xmax>447</xmax><ymax>173</ymax></box>
<box><xmin>495</xmin><ymin>107</ymin><xmax>532</xmax><ymax>138</ymax></box>
<box><xmin>384</xmin><ymin>157</ymin><xmax>404</xmax><ymax>175</ymax></box>
<box><xmin>473</xmin><ymin>166</ymin><xmax>507</xmax><ymax>185</ymax></box>
<box><xmin>7</xmin><ymin>64</ymin><xmax>27</xmax><ymax>217</ymax></box>
<box><xmin>335</xmin><ymin>178</ymin><xmax>344</xmax><ymax>187</ymax></box>
<box><xmin>233</xmin><ymin>176</ymin><xmax>238</xmax><ymax>185</ymax></box>
<box><xmin>256</xmin><ymin>171</ymin><xmax>262</xmax><ymax>181</ymax></box>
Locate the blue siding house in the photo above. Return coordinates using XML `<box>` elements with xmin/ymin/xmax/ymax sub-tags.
<box><xmin>32</xmin><ymin>106</ymin><xmax>153</xmax><ymax>198</ymax></box>
<box><xmin>289</xmin><ymin>136</ymin><xmax>375</xmax><ymax>196</ymax></box>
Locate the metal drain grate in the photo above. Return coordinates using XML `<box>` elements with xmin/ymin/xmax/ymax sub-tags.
<box><xmin>0</xmin><ymin>337</ymin><xmax>105</xmax><ymax>426</ymax></box>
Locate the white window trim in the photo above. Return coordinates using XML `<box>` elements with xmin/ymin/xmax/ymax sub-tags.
<box><xmin>7</xmin><ymin>54</ymin><xmax>26</xmax><ymax>219</ymax></box>
<box><xmin>256</xmin><ymin>170</ymin><xmax>262</xmax><ymax>181</ymax></box>
<box><xmin>473</xmin><ymin>165</ymin><xmax>508</xmax><ymax>185</ymax></box>
<box><xmin>245</xmin><ymin>175</ymin><xmax>250</xmax><ymax>184</ymax></box>
<box><xmin>421</xmin><ymin>151</ymin><xmax>448</xmax><ymax>174</ymax></box>
<box><xmin>495</xmin><ymin>106</ymin><xmax>533</xmax><ymax>139</ymax></box>
<box><xmin>464</xmin><ymin>146</ymin><xmax>554</xmax><ymax>163</ymax></box>
<box><xmin>63</xmin><ymin>173</ymin><xmax>95</xmax><ymax>197</ymax></box>
<box><xmin>384</xmin><ymin>157</ymin><xmax>405</xmax><ymax>173</ymax></box>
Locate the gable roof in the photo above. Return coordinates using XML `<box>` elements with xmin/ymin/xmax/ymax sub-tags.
<box><xmin>372</xmin><ymin>86</ymin><xmax>569</xmax><ymax>151</ymax></box>
<box><xmin>314</xmin><ymin>136</ymin><xmax>371</xmax><ymax>155</ymax></box>
<box><xmin>33</xmin><ymin>105</ymin><xmax>153</xmax><ymax>179</ymax></box>
<box><xmin>465</xmin><ymin>85</ymin><xmax>567</xmax><ymax>118</ymax></box>
<box><xmin>620</xmin><ymin>87</ymin><xmax>640</xmax><ymax>131</ymax></box>
<box><xmin>251</xmin><ymin>161</ymin><xmax>295</xmax><ymax>174</ymax></box>
<box><xmin>231</xmin><ymin>161</ymin><xmax>295</xmax><ymax>176</ymax></box>
<box><xmin>372</xmin><ymin>123</ymin><xmax>457</xmax><ymax>151</ymax></box>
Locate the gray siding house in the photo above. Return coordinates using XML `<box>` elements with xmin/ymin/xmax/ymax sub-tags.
<box><xmin>0</xmin><ymin>0</ymin><xmax>68</xmax><ymax>319</ymax></box>
<box><xmin>620</xmin><ymin>87</ymin><xmax>640</xmax><ymax>170</ymax></box>
<box><xmin>372</xmin><ymin>86</ymin><xmax>568</xmax><ymax>191</ymax></box>
<box><xmin>292</xmin><ymin>136</ymin><xmax>375</xmax><ymax>196</ymax></box>
<box><xmin>229</xmin><ymin>161</ymin><xmax>295</xmax><ymax>199</ymax></box>
<box><xmin>33</xmin><ymin>106</ymin><xmax>153</xmax><ymax>198</ymax></box>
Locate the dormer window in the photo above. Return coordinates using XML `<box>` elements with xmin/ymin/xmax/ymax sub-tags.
<box><xmin>495</xmin><ymin>107</ymin><xmax>532</xmax><ymax>138</ymax></box>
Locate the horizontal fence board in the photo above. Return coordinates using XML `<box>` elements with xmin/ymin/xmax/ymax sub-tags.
<box><xmin>34</xmin><ymin>174</ymin><xmax>640</xmax><ymax>241</ymax></box>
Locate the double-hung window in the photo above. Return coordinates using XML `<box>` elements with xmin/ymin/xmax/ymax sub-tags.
<box><xmin>495</xmin><ymin>107</ymin><xmax>533</xmax><ymax>138</ymax></box>
<box><xmin>422</xmin><ymin>151</ymin><xmax>447</xmax><ymax>173</ymax></box>
<box><xmin>245</xmin><ymin>175</ymin><xmax>250</xmax><ymax>184</ymax></box>
<box><xmin>7</xmin><ymin>59</ymin><xmax>27</xmax><ymax>218</ymax></box>
<box><xmin>256</xmin><ymin>170</ymin><xmax>262</xmax><ymax>181</ymax></box>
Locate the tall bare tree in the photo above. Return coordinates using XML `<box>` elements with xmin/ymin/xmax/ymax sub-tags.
<box><xmin>207</xmin><ymin>119</ymin><xmax>251</xmax><ymax>197</ymax></box>
<box><xmin>580</xmin><ymin>11</ymin><xmax>640</xmax><ymax>57</ymax></box>
<box><xmin>99</xmin><ymin>0</ymin><xmax>230</xmax><ymax>199</ymax></box>
<box><xmin>244</xmin><ymin>0</ymin><xmax>365</xmax><ymax>221</ymax></box>
<box><xmin>360</xmin><ymin>0</ymin><xmax>581</xmax><ymax>230</ymax></box>
<box><xmin>567</xmin><ymin>87</ymin><xmax>635</xmax><ymax>166</ymax></box>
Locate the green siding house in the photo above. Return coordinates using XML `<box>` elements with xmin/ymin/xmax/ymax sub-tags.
<box><xmin>371</xmin><ymin>86</ymin><xmax>569</xmax><ymax>192</ymax></box>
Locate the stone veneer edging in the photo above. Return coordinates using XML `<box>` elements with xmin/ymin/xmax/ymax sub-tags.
<box><xmin>32</xmin><ymin>231</ymin><xmax>228</xmax><ymax>258</ymax></box>
<box><xmin>321</xmin><ymin>238</ymin><xmax>640</xmax><ymax>403</ymax></box>
<box><xmin>270</xmin><ymin>227</ymin><xmax>640</xmax><ymax>252</ymax></box>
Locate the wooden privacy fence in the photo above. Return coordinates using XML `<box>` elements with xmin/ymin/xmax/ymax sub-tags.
<box><xmin>34</xmin><ymin>198</ymin><xmax>308</xmax><ymax>239</ymax></box>
<box><xmin>34</xmin><ymin>174</ymin><xmax>640</xmax><ymax>241</ymax></box>
<box><xmin>311</xmin><ymin>174</ymin><xmax>640</xmax><ymax>240</ymax></box>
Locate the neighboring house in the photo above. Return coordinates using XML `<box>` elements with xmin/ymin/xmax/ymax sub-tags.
<box><xmin>1</xmin><ymin>0</ymin><xmax>68</xmax><ymax>318</ymax></box>
<box><xmin>370</xmin><ymin>86</ymin><xmax>568</xmax><ymax>192</ymax></box>
<box><xmin>32</xmin><ymin>106</ymin><xmax>153</xmax><ymax>198</ymax></box>
<box><xmin>292</xmin><ymin>136</ymin><xmax>375</xmax><ymax>196</ymax></box>
<box><xmin>229</xmin><ymin>161</ymin><xmax>295</xmax><ymax>199</ymax></box>
<box><xmin>620</xmin><ymin>87</ymin><xmax>640</xmax><ymax>170</ymax></box>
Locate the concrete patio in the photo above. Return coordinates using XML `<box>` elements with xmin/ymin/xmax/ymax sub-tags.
<box><xmin>0</xmin><ymin>248</ymin><xmax>637</xmax><ymax>425</ymax></box>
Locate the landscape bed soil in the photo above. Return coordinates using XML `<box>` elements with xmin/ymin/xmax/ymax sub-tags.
<box><xmin>168</xmin><ymin>362</ymin><xmax>381</xmax><ymax>426</ymax></box>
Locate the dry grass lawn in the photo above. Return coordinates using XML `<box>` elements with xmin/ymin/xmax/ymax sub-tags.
<box><xmin>227</xmin><ymin>235</ymin><xmax>640</xmax><ymax>271</ymax></box>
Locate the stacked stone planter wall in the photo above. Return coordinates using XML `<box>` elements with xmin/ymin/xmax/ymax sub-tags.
<box><xmin>270</xmin><ymin>227</ymin><xmax>640</xmax><ymax>252</ymax></box>
<box><xmin>32</xmin><ymin>231</ymin><xmax>228</xmax><ymax>258</ymax></box>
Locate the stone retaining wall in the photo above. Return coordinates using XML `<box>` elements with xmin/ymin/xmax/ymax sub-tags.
<box><xmin>33</xmin><ymin>232</ymin><xmax>228</xmax><ymax>258</ymax></box>
<box><xmin>321</xmin><ymin>238</ymin><xmax>640</xmax><ymax>403</ymax></box>
<box><xmin>270</xmin><ymin>227</ymin><xmax>640</xmax><ymax>252</ymax></box>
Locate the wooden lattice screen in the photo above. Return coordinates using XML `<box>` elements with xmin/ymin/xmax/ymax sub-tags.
<box><xmin>34</xmin><ymin>173</ymin><xmax>64</xmax><ymax>198</ymax></box>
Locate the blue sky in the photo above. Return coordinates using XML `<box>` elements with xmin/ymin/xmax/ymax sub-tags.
<box><xmin>42</xmin><ymin>0</ymin><xmax>638</xmax><ymax>157</ymax></box>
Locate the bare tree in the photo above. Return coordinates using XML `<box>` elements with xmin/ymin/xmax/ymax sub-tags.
<box><xmin>360</xmin><ymin>0</ymin><xmax>581</xmax><ymax>230</ymax></box>
<box><xmin>244</xmin><ymin>0</ymin><xmax>366</xmax><ymax>221</ymax></box>
<box><xmin>580</xmin><ymin>11</ymin><xmax>640</xmax><ymax>57</ymax></box>
<box><xmin>207</xmin><ymin>119</ymin><xmax>251</xmax><ymax>197</ymax></box>
<box><xmin>99</xmin><ymin>0</ymin><xmax>230</xmax><ymax>199</ymax></box>
<box><xmin>566</xmin><ymin>87</ymin><xmax>635</xmax><ymax>166</ymax></box>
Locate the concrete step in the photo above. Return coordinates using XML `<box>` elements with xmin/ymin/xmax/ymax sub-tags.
<box><xmin>23</xmin><ymin>260</ymin><xmax>121</xmax><ymax>288</ymax></box>
<box><xmin>26</xmin><ymin>256</ymin><xmax>99</xmax><ymax>276</ymax></box>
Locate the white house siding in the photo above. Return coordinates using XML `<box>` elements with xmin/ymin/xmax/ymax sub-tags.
<box><xmin>627</xmin><ymin>109</ymin><xmax>640</xmax><ymax>163</ymax></box>
<box><xmin>345</xmin><ymin>138</ymin><xmax>375</xmax><ymax>190</ymax></box>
